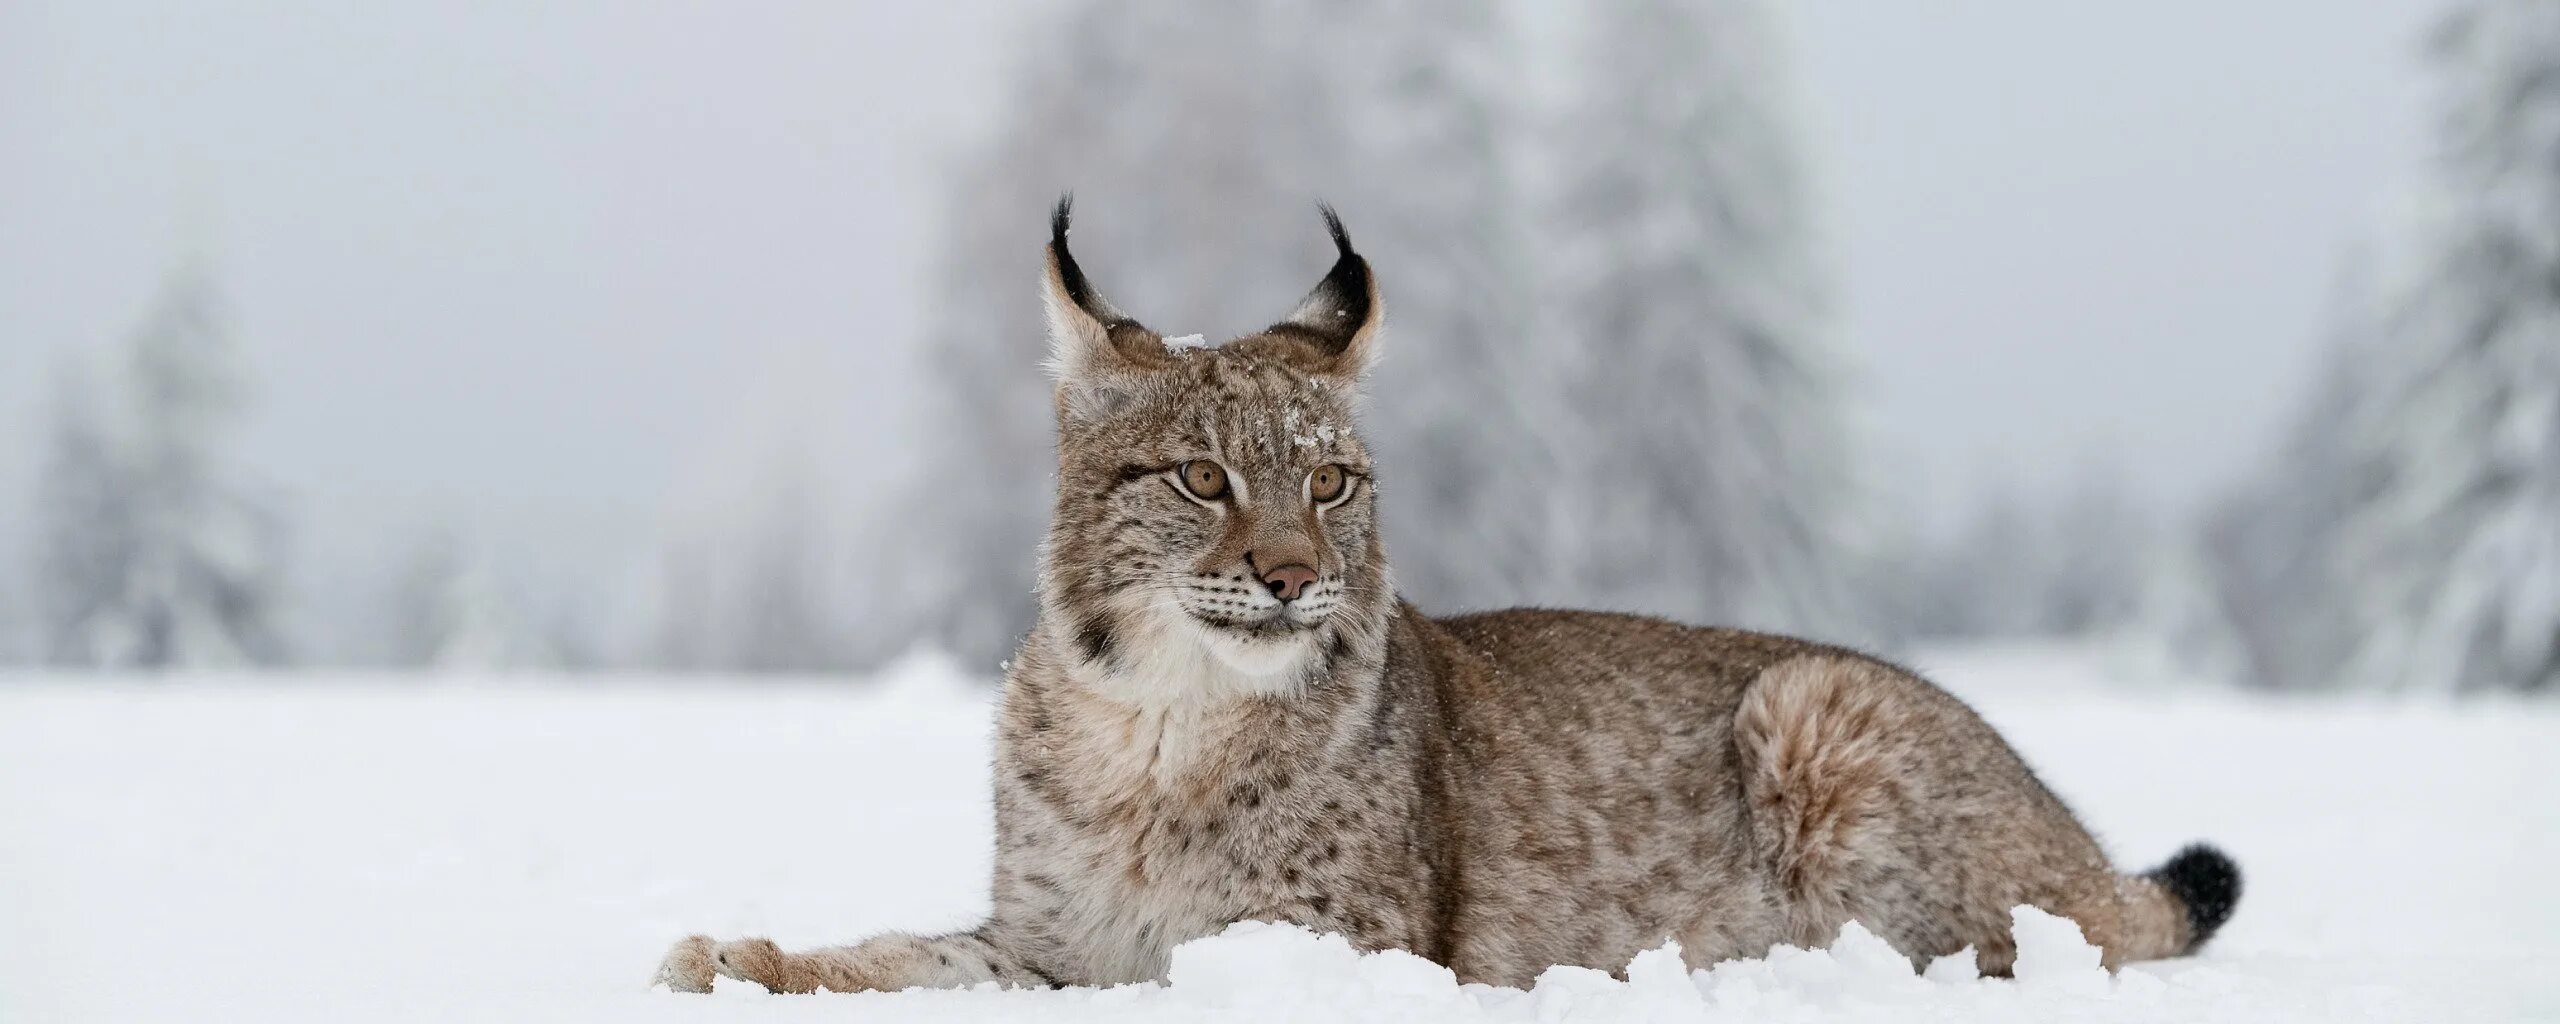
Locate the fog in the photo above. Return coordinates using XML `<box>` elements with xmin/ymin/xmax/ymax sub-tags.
<box><xmin>2</xmin><ymin>1</ymin><xmax>1017</xmax><ymax>632</ymax></box>
<box><xmin>0</xmin><ymin>0</ymin><xmax>2447</xmax><ymax>664</ymax></box>
<box><xmin>1785</xmin><ymin>1</ymin><xmax>2438</xmax><ymax>521</ymax></box>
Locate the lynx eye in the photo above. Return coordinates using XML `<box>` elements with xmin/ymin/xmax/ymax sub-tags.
<box><xmin>1178</xmin><ymin>460</ymin><xmax>1230</xmax><ymax>501</ymax></box>
<box><xmin>1309</xmin><ymin>464</ymin><xmax>1349</xmax><ymax>505</ymax></box>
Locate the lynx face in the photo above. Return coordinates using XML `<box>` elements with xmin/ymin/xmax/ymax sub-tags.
<box><xmin>1037</xmin><ymin>199</ymin><xmax>1393</xmax><ymax>700</ymax></box>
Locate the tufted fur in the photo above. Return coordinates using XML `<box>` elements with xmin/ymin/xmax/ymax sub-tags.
<box><xmin>654</xmin><ymin>200</ymin><xmax>2238</xmax><ymax>994</ymax></box>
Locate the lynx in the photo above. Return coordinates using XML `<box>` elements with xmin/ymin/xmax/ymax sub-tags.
<box><xmin>654</xmin><ymin>199</ymin><xmax>2239</xmax><ymax>994</ymax></box>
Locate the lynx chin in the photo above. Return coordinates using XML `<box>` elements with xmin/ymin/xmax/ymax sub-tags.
<box><xmin>654</xmin><ymin>198</ymin><xmax>2240</xmax><ymax>994</ymax></box>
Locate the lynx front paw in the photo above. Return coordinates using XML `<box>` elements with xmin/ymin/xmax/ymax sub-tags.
<box><xmin>654</xmin><ymin>935</ymin><xmax>719</xmax><ymax>993</ymax></box>
<box><xmin>654</xmin><ymin>935</ymin><xmax>835</xmax><ymax>994</ymax></box>
<box><xmin>705</xmin><ymin>937</ymin><xmax>803</xmax><ymax>992</ymax></box>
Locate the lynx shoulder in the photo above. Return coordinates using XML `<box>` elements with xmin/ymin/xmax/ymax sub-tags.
<box><xmin>654</xmin><ymin>200</ymin><xmax>2239</xmax><ymax>995</ymax></box>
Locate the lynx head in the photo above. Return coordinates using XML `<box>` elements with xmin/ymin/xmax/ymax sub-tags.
<box><xmin>1036</xmin><ymin>197</ymin><xmax>1392</xmax><ymax>703</ymax></box>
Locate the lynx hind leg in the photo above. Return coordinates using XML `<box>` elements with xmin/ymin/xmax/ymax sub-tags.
<box><xmin>1733</xmin><ymin>654</ymin><xmax>2155</xmax><ymax>974</ymax></box>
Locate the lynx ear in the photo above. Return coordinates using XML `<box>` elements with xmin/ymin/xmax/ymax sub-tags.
<box><xmin>1265</xmin><ymin>204</ymin><xmax>1382</xmax><ymax>377</ymax></box>
<box><xmin>1043</xmin><ymin>196</ymin><xmax>1165</xmax><ymax>419</ymax></box>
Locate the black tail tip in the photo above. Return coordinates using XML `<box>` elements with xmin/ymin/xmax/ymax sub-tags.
<box><xmin>2147</xmin><ymin>843</ymin><xmax>2242</xmax><ymax>950</ymax></box>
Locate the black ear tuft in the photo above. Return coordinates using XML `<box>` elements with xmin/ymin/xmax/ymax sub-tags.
<box><xmin>1318</xmin><ymin>202</ymin><xmax>1354</xmax><ymax>261</ymax></box>
<box><xmin>1042</xmin><ymin>194</ymin><xmax>1162</xmax><ymax>397</ymax></box>
<box><xmin>1046</xmin><ymin>192</ymin><xmax>1143</xmax><ymax>331</ymax></box>
<box><xmin>1268</xmin><ymin>202</ymin><xmax>1378</xmax><ymax>368</ymax></box>
<box><xmin>1050</xmin><ymin>193</ymin><xmax>1103</xmax><ymax>317</ymax></box>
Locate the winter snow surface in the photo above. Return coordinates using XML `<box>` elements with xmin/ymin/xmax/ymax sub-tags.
<box><xmin>2</xmin><ymin>646</ymin><xmax>2554</xmax><ymax>1022</ymax></box>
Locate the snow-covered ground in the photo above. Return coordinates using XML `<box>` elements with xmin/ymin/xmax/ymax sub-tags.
<box><xmin>2</xmin><ymin>646</ymin><xmax>2554</xmax><ymax>1022</ymax></box>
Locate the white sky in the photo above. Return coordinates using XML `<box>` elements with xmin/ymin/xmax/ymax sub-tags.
<box><xmin>0</xmin><ymin>0</ymin><xmax>2445</xmax><ymax>629</ymax></box>
<box><xmin>0</xmin><ymin>1</ymin><xmax>1018</xmax><ymax>635</ymax></box>
<box><xmin>1780</xmin><ymin>1</ymin><xmax>2440</xmax><ymax>526</ymax></box>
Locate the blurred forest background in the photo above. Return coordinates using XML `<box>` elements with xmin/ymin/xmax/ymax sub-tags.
<box><xmin>2</xmin><ymin>0</ymin><xmax>2552</xmax><ymax>693</ymax></box>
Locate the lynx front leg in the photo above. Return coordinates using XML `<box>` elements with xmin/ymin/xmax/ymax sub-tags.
<box><xmin>653</xmin><ymin>926</ymin><xmax>1053</xmax><ymax>994</ymax></box>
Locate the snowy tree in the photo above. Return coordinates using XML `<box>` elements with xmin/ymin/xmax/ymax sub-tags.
<box><xmin>2172</xmin><ymin>261</ymin><xmax>2388</xmax><ymax>690</ymax></box>
<box><xmin>1881</xmin><ymin>454</ymin><xmax>2152</xmax><ymax>643</ymax></box>
<box><xmin>906</xmin><ymin>0</ymin><xmax>1542</xmax><ymax>662</ymax></box>
<box><xmin>33</xmin><ymin>365</ymin><xmax>131</xmax><ymax>665</ymax></box>
<box><xmin>1542</xmin><ymin>0</ymin><xmax>1864</xmax><ymax>638</ymax></box>
<box><xmin>649</xmin><ymin>455</ymin><xmax>891</xmax><ymax>675</ymax></box>
<box><xmin>0</xmin><ymin>582</ymin><xmax>24</xmax><ymax>665</ymax></box>
<box><xmin>1319</xmin><ymin>0</ymin><xmax>1559</xmax><ymax>613</ymax></box>
<box><xmin>34</xmin><ymin>263</ymin><xmax>289</xmax><ymax>669</ymax></box>
<box><xmin>647</xmin><ymin>538</ymin><xmax>723</xmax><ymax>671</ymax></box>
<box><xmin>2326</xmin><ymin>0</ymin><xmax>2560</xmax><ymax>693</ymax></box>
<box><xmin>2037</xmin><ymin>455</ymin><xmax>2157</xmax><ymax>636</ymax></box>
<box><xmin>904</xmin><ymin>0</ymin><xmax>1231</xmax><ymax>666</ymax></box>
<box><xmin>2187</xmin><ymin>0</ymin><xmax>2560</xmax><ymax>694</ymax></box>
<box><xmin>718</xmin><ymin>472</ymin><xmax>852</xmax><ymax>673</ymax></box>
<box><xmin>1893</xmin><ymin>483</ymin><xmax>2050</xmax><ymax>641</ymax></box>
<box><xmin>380</xmin><ymin>531</ymin><xmax>557</xmax><ymax>670</ymax></box>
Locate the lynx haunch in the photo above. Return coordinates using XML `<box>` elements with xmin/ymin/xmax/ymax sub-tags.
<box><xmin>655</xmin><ymin>199</ymin><xmax>2240</xmax><ymax>994</ymax></box>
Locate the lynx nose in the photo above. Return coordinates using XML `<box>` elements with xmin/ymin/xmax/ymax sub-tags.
<box><xmin>1258</xmin><ymin>564</ymin><xmax>1319</xmax><ymax>603</ymax></box>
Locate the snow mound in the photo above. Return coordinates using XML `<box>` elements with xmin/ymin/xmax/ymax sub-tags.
<box><xmin>2010</xmin><ymin>904</ymin><xmax>2109</xmax><ymax>996</ymax></box>
<box><xmin>688</xmin><ymin>911</ymin><xmax>2414</xmax><ymax>1022</ymax></box>
<box><xmin>1169</xmin><ymin>921</ymin><xmax>1465</xmax><ymax>1012</ymax></box>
